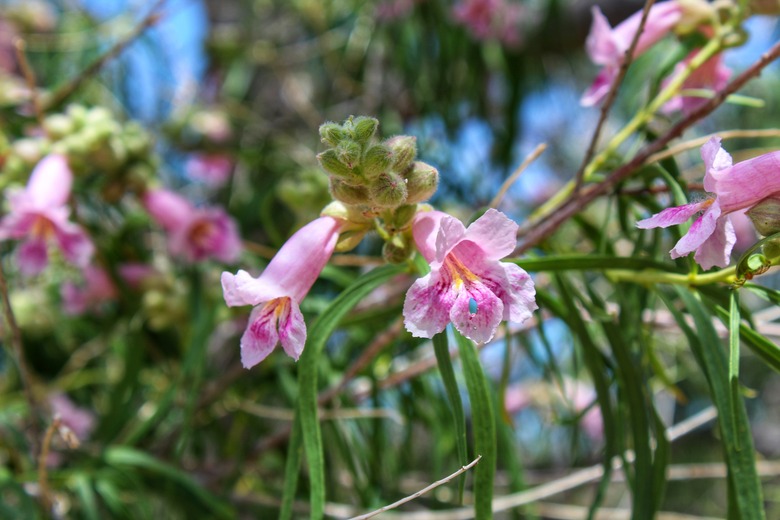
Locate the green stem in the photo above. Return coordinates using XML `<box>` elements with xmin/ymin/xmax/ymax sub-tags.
<box><xmin>607</xmin><ymin>266</ymin><xmax>736</xmax><ymax>286</ymax></box>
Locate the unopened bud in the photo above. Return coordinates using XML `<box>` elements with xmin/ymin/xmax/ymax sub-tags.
<box><xmin>43</xmin><ymin>114</ymin><xmax>74</xmax><ymax>140</ymax></box>
<box><xmin>385</xmin><ymin>135</ymin><xmax>417</xmax><ymax>172</ymax></box>
<box><xmin>66</xmin><ymin>104</ymin><xmax>88</xmax><ymax>128</ymax></box>
<box><xmin>404</xmin><ymin>162</ymin><xmax>438</xmax><ymax>204</ymax></box>
<box><xmin>747</xmin><ymin>197</ymin><xmax>780</xmax><ymax>236</ymax></box>
<box><xmin>763</xmin><ymin>238</ymin><xmax>780</xmax><ymax>260</ymax></box>
<box><xmin>351</xmin><ymin>116</ymin><xmax>379</xmax><ymax>143</ymax></box>
<box><xmin>370</xmin><ymin>171</ymin><xmax>407</xmax><ymax>208</ymax></box>
<box><xmin>362</xmin><ymin>144</ymin><xmax>393</xmax><ymax>179</ymax></box>
<box><xmin>336</xmin><ymin>140</ymin><xmax>362</xmax><ymax>169</ymax></box>
<box><xmin>318</xmin><ymin>148</ymin><xmax>358</xmax><ymax>180</ymax></box>
<box><xmin>676</xmin><ymin>0</ymin><xmax>715</xmax><ymax>34</ymax></box>
<box><xmin>382</xmin><ymin>233</ymin><xmax>414</xmax><ymax>263</ymax></box>
<box><xmin>336</xmin><ymin>229</ymin><xmax>369</xmax><ymax>252</ymax></box>
<box><xmin>319</xmin><ymin>122</ymin><xmax>345</xmax><ymax>147</ymax></box>
<box><xmin>330</xmin><ymin>177</ymin><xmax>370</xmax><ymax>205</ymax></box>
<box><xmin>389</xmin><ymin>204</ymin><xmax>417</xmax><ymax>231</ymax></box>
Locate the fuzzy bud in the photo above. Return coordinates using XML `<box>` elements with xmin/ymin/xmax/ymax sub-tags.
<box><xmin>43</xmin><ymin>114</ymin><xmax>75</xmax><ymax>140</ymax></box>
<box><xmin>336</xmin><ymin>141</ymin><xmax>362</xmax><ymax>169</ymax></box>
<box><xmin>351</xmin><ymin>116</ymin><xmax>379</xmax><ymax>143</ymax></box>
<box><xmin>370</xmin><ymin>171</ymin><xmax>407</xmax><ymax>208</ymax></box>
<box><xmin>330</xmin><ymin>177</ymin><xmax>370</xmax><ymax>205</ymax></box>
<box><xmin>389</xmin><ymin>204</ymin><xmax>417</xmax><ymax>232</ymax></box>
<box><xmin>319</xmin><ymin>122</ymin><xmax>345</xmax><ymax>147</ymax></box>
<box><xmin>362</xmin><ymin>144</ymin><xmax>394</xmax><ymax>179</ymax></box>
<box><xmin>747</xmin><ymin>197</ymin><xmax>780</xmax><ymax>236</ymax></box>
<box><xmin>382</xmin><ymin>233</ymin><xmax>414</xmax><ymax>264</ymax></box>
<box><xmin>318</xmin><ymin>148</ymin><xmax>358</xmax><ymax>180</ymax></box>
<box><xmin>385</xmin><ymin>135</ymin><xmax>417</xmax><ymax>172</ymax></box>
<box><xmin>404</xmin><ymin>162</ymin><xmax>438</xmax><ymax>204</ymax></box>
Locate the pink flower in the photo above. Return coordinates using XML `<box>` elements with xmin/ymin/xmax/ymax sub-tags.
<box><xmin>0</xmin><ymin>155</ymin><xmax>94</xmax><ymax>276</ymax></box>
<box><xmin>117</xmin><ymin>262</ymin><xmax>159</xmax><ymax>289</ymax></box>
<box><xmin>61</xmin><ymin>265</ymin><xmax>117</xmax><ymax>315</ymax></box>
<box><xmin>581</xmin><ymin>2</ymin><xmax>683</xmax><ymax>107</ymax></box>
<box><xmin>185</xmin><ymin>153</ymin><xmax>233</xmax><ymax>187</ymax></box>
<box><xmin>221</xmin><ymin>216</ymin><xmax>341</xmax><ymax>368</ymax></box>
<box><xmin>144</xmin><ymin>189</ymin><xmax>241</xmax><ymax>263</ymax></box>
<box><xmin>403</xmin><ymin>208</ymin><xmax>536</xmax><ymax>343</ymax></box>
<box><xmin>452</xmin><ymin>0</ymin><xmax>524</xmax><ymax>47</ymax></box>
<box><xmin>49</xmin><ymin>393</ymin><xmax>95</xmax><ymax>441</ymax></box>
<box><xmin>661</xmin><ymin>51</ymin><xmax>731</xmax><ymax>115</ymax></box>
<box><xmin>637</xmin><ymin>137</ymin><xmax>780</xmax><ymax>269</ymax></box>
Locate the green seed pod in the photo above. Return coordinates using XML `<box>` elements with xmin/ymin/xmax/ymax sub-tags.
<box><xmin>747</xmin><ymin>197</ymin><xmax>780</xmax><ymax>236</ymax></box>
<box><xmin>351</xmin><ymin>116</ymin><xmax>379</xmax><ymax>143</ymax></box>
<box><xmin>319</xmin><ymin>122</ymin><xmax>345</xmax><ymax>147</ymax></box>
<box><xmin>370</xmin><ymin>171</ymin><xmax>407</xmax><ymax>208</ymax></box>
<box><xmin>330</xmin><ymin>177</ymin><xmax>370</xmax><ymax>205</ymax></box>
<box><xmin>385</xmin><ymin>135</ymin><xmax>417</xmax><ymax>172</ymax></box>
<box><xmin>362</xmin><ymin>144</ymin><xmax>393</xmax><ymax>179</ymax></box>
<box><xmin>382</xmin><ymin>233</ymin><xmax>414</xmax><ymax>264</ymax></box>
<box><xmin>404</xmin><ymin>161</ymin><xmax>438</xmax><ymax>204</ymax></box>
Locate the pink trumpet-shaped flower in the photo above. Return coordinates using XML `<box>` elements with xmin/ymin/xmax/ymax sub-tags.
<box><xmin>403</xmin><ymin>208</ymin><xmax>537</xmax><ymax>343</ymax></box>
<box><xmin>662</xmin><ymin>51</ymin><xmax>731</xmax><ymax>115</ymax></box>
<box><xmin>581</xmin><ymin>2</ymin><xmax>683</xmax><ymax>107</ymax></box>
<box><xmin>221</xmin><ymin>216</ymin><xmax>341</xmax><ymax>368</ymax></box>
<box><xmin>637</xmin><ymin>137</ymin><xmax>780</xmax><ymax>269</ymax></box>
<box><xmin>61</xmin><ymin>265</ymin><xmax>117</xmax><ymax>315</ymax></box>
<box><xmin>144</xmin><ymin>189</ymin><xmax>241</xmax><ymax>263</ymax></box>
<box><xmin>0</xmin><ymin>155</ymin><xmax>94</xmax><ymax>276</ymax></box>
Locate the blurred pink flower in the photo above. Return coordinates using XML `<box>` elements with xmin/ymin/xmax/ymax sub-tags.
<box><xmin>404</xmin><ymin>208</ymin><xmax>536</xmax><ymax>343</ymax></box>
<box><xmin>61</xmin><ymin>265</ymin><xmax>117</xmax><ymax>315</ymax></box>
<box><xmin>0</xmin><ymin>155</ymin><xmax>94</xmax><ymax>276</ymax></box>
<box><xmin>144</xmin><ymin>189</ymin><xmax>241</xmax><ymax>263</ymax></box>
<box><xmin>117</xmin><ymin>262</ymin><xmax>159</xmax><ymax>289</ymax></box>
<box><xmin>661</xmin><ymin>51</ymin><xmax>731</xmax><ymax>115</ymax></box>
<box><xmin>185</xmin><ymin>153</ymin><xmax>233</xmax><ymax>187</ymax></box>
<box><xmin>376</xmin><ymin>0</ymin><xmax>419</xmax><ymax>21</ymax></box>
<box><xmin>637</xmin><ymin>137</ymin><xmax>780</xmax><ymax>269</ymax></box>
<box><xmin>581</xmin><ymin>2</ymin><xmax>683</xmax><ymax>106</ymax></box>
<box><xmin>221</xmin><ymin>216</ymin><xmax>341</xmax><ymax>368</ymax></box>
<box><xmin>452</xmin><ymin>0</ymin><xmax>525</xmax><ymax>47</ymax></box>
<box><xmin>49</xmin><ymin>393</ymin><xmax>95</xmax><ymax>441</ymax></box>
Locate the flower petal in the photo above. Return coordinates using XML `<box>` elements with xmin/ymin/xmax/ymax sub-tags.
<box><xmin>278</xmin><ymin>299</ymin><xmax>307</xmax><ymax>360</ymax></box>
<box><xmin>433</xmin><ymin>215</ymin><xmax>467</xmax><ymax>266</ymax></box>
<box><xmin>450</xmin><ymin>282</ymin><xmax>503</xmax><ymax>344</ymax></box>
<box><xmin>694</xmin><ymin>214</ymin><xmax>736</xmax><ymax>270</ymax></box>
<box><xmin>26</xmin><ymin>155</ymin><xmax>73</xmax><ymax>208</ymax></box>
<box><xmin>222</xmin><ymin>269</ymin><xmax>283</xmax><ymax>307</ymax></box>
<box><xmin>54</xmin><ymin>222</ymin><xmax>94</xmax><ymax>267</ymax></box>
<box><xmin>636</xmin><ymin>200</ymin><xmax>709</xmax><ymax>229</ymax></box>
<box><xmin>144</xmin><ymin>189</ymin><xmax>194</xmax><ymax>231</ymax></box>
<box><xmin>411</xmin><ymin>210</ymin><xmax>449</xmax><ymax>263</ymax></box>
<box><xmin>240</xmin><ymin>302</ymin><xmax>280</xmax><ymax>368</ymax></box>
<box><xmin>671</xmin><ymin>202</ymin><xmax>721</xmax><ymax>258</ymax></box>
<box><xmin>701</xmin><ymin>136</ymin><xmax>732</xmax><ymax>192</ymax></box>
<box><xmin>462</xmin><ymin>208</ymin><xmax>518</xmax><ymax>260</ymax></box>
<box><xmin>581</xmin><ymin>66</ymin><xmax>618</xmax><ymax>107</ymax></box>
<box><xmin>403</xmin><ymin>270</ymin><xmax>455</xmax><ymax>338</ymax></box>
<box><xmin>17</xmin><ymin>239</ymin><xmax>48</xmax><ymax>276</ymax></box>
<box><xmin>585</xmin><ymin>6</ymin><xmax>621</xmax><ymax>65</ymax></box>
<box><xmin>499</xmin><ymin>263</ymin><xmax>538</xmax><ymax>323</ymax></box>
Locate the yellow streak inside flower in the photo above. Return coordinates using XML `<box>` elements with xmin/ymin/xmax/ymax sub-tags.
<box><xmin>30</xmin><ymin>216</ymin><xmax>55</xmax><ymax>239</ymax></box>
<box><xmin>444</xmin><ymin>255</ymin><xmax>479</xmax><ymax>291</ymax></box>
<box><xmin>189</xmin><ymin>219</ymin><xmax>215</xmax><ymax>248</ymax></box>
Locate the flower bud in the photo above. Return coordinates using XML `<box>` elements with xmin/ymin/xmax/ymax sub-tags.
<box><xmin>361</xmin><ymin>144</ymin><xmax>393</xmax><ymax>179</ymax></box>
<box><xmin>319</xmin><ymin>122</ymin><xmax>345</xmax><ymax>147</ymax></box>
<box><xmin>370</xmin><ymin>171</ymin><xmax>407</xmax><ymax>208</ymax></box>
<box><xmin>763</xmin><ymin>238</ymin><xmax>780</xmax><ymax>260</ymax></box>
<box><xmin>66</xmin><ymin>104</ymin><xmax>89</xmax><ymax>129</ymax></box>
<box><xmin>382</xmin><ymin>233</ymin><xmax>414</xmax><ymax>263</ymax></box>
<box><xmin>389</xmin><ymin>204</ymin><xmax>417</xmax><ymax>231</ymax></box>
<box><xmin>747</xmin><ymin>197</ymin><xmax>780</xmax><ymax>236</ymax></box>
<box><xmin>43</xmin><ymin>114</ymin><xmax>75</xmax><ymax>140</ymax></box>
<box><xmin>318</xmin><ymin>148</ymin><xmax>358</xmax><ymax>180</ymax></box>
<box><xmin>385</xmin><ymin>135</ymin><xmax>417</xmax><ymax>172</ymax></box>
<box><xmin>351</xmin><ymin>116</ymin><xmax>379</xmax><ymax>143</ymax></box>
<box><xmin>404</xmin><ymin>161</ymin><xmax>438</xmax><ymax>204</ymax></box>
<box><xmin>336</xmin><ymin>140</ymin><xmax>362</xmax><ymax>169</ymax></box>
<box><xmin>330</xmin><ymin>177</ymin><xmax>370</xmax><ymax>205</ymax></box>
<box><xmin>336</xmin><ymin>229</ymin><xmax>369</xmax><ymax>252</ymax></box>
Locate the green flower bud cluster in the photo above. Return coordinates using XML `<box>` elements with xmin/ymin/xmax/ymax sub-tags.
<box><xmin>316</xmin><ymin>116</ymin><xmax>439</xmax><ymax>262</ymax></box>
<box><xmin>1</xmin><ymin>104</ymin><xmax>157</xmax><ymax>199</ymax></box>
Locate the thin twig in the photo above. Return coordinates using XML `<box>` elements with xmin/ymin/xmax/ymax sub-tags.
<box><xmin>0</xmin><ymin>262</ymin><xmax>41</xmax><ymax>453</ymax></box>
<box><xmin>489</xmin><ymin>143</ymin><xmax>547</xmax><ymax>209</ymax></box>
<box><xmin>41</xmin><ymin>0</ymin><xmax>166</xmax><ymax>112</ymax></box>
<box><xmin>645</xmin><ymin>128</ymin><xmax>780</xmax><ymax>165</ymax></box>
<box><xmin>13</xmin><ymin>39</ymin><xmax>44</xmax><ymax>124</ymax></box>
<box><xmin>349</xmin><ymin>456</ymin><xmax>482</xmax><ymax>520</ymax></box>
<box><xmin>573</xmin><ymin>0</ymin><xmax>657</xmax><ymax>191</ymax></box>
<box><xmin>516</xmin><ymin>39</ymin><xmax>780</xmax><ymax>255</ymax></box>
<box><xmin>37</xmin><ymin>417</ymin><xmax>60</xmax><ymax>515</ymax></box>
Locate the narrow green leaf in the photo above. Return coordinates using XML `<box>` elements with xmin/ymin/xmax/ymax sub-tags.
<box><xmin>279</xmin><ymin>413</ymin><xmax>303</xmax><ymax>520</ymax></box>
<box><xmin>72</xmin><ymin>473</ymin><xmax>99</xmax><ymax>520</ymax></box>
<box><xmin>711</xmin><ymin>304</ymin><xmax>780</xmax><ymax>374</ymax></box>
<box><xmin>670</xmin><ymin>288</ymin><xmax>765</xmax><ymax>520</ymax></box>
<box><xmin>454</xmin><ymin>331</ymin><xmax>495</xmax><ymax>520</ymax></box>
<box><xmin>433</xmin><ymin>331</ymin><xmax>468</xmax><ymax>503</ymax></box>
<box><xmin>296</xmin><ymin>264</ymin><xmax>405</xmax><ymax>520</ymax></box>
<box><xmin>512</xmin><ymin>255</ymin><xmax>675</xmax><ymax>273</ymax></box>
<box><xmin>729</xmin><ymin>290</ymin><xmax>741</xmax><ymax>451</ymax></box>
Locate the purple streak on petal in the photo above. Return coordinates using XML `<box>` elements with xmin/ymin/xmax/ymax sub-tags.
<box><xmin>403</xmin><ymin>270</ymin><xmax>455</xmax><ymax>338</ymax></box>
<box><xmin>26</xmin><ymin>155</ymin><xmax>73</xmax><ymax>208</ymax></box>
<box><xmin>278</xmin><ymin>299</ymin><xmax>307</xmax><ymax>361</ymax></box>
<box><xmin>241</xmin><ymin>302</ymin><xmax>280</xmax><ymax>368</ymax></box>
<box><xmin>694</xmin><ymin>214</ymin><xmax>736</xmax><ymax>270</ymax></box>
<box><xmin>636</xmin><ymin>201</ymin><xmax>708</xmax><ymax>229</ymax></box>
<box><xmin>411</xmin><ymin>210</ymin><xmax>449</xmax><ymax>263</ymax></box>
<box><xmin>500</xmin><ymin>262</ymin><xmax>538</xmax><ymax>323</ymax></box>
<box><xmin>17</xmin><ymin>239</ymin><xmax>48</xmax><ymax>276</ymax></box>
<box><xmin>671</xmin><ymin>202</ymin><xmax>721</xmax><ymax>258</ymax></box>
<box><xmin>450</xmin><ymin>282</ymin><xmax>503</xmax><ymax>344</ymax></box>
<box><xmin>462</xmin><ymin>208</ymin><xmax>518</xmax><ymax>260</ymax></box>
<box><xmin>143</xmin><ymin>189</ymin><xmax>194</xmax><ymax>231</ymax></box>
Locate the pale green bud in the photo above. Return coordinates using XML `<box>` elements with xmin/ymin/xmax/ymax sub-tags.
<box><xmin>370</xmin><ymin>171</ymin><xmax>407</xmax><ymax>208</ymax></box>
<box><xmin>43</xmin><ymin>114</ymin><xmax>75</xmax><ymax>140</ymax></box>
<box><xmin>318</xmin><ymin>149</ymin><xmax>360</xmax><ymax>182</ymax></box>
<box><xmin>747</xmin><ymin>197</ymin><xmax>780</xmax><ymax>236</ymax></box>
<box><xmin>362</xmin><ymin>144</ymin><xmax>393</xmax><ymax>179</ymax></box>
<box><xmin>382</xmin><ymin>233</ymin><xmax>414</xmax><ymax>264</ymax></box>
<box><xmin>351</xmin><ymin>116</ymin><xmax>379</xmax><ymax>143</ymax></box>
<box><xmin>336</xmin><ymin>229</ymin><xmax>369</xmax><ymax>252</ymax></box>
<box><xmin>404</xmin><ymin>161</ymin><xmax>438</xmax><ymax>204</ymax></box>
<box><xmin>66</xmin><ymin>104</ymin><xmax>88</xmax><ymax>128</ymax></box>
<box><xmin>389</xmin><ymin>204</ymin><xmax>417</xmax><ymax>231</ymax></box>
<box><xmin>337</xmin><ymin>141</ymin><xmax>362</xmax><ymax>169</ymax></box>
<box><xmin>319</xmin><ymin>122</ymin><xmax>345</xmax><ymax>147</ymax></box>
<box><xmin>763</xmin><ymin>238</ymin><xmax>780</xmax><ymax>260</ymax></box>
<box><xmin>330</xmin><ymin>177</ymin><xmax>370</xmax><ymax>205</ymax></box>
<box><xmin>385</xmin><ymin>135</ymin><xmax>417</xmax><ymax>172</ymax></box>
<box><xmin>12</xmin><ymin>138</ymin><xmax>47</xmax><ymax>166</ymax></box>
